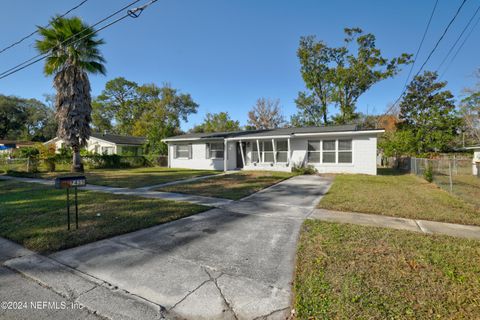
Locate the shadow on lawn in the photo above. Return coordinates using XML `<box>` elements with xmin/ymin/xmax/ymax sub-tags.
<box><xmin>378</xmin><ymin>168</ymin><xmax>409</xmax><ymax>176</ymax></box>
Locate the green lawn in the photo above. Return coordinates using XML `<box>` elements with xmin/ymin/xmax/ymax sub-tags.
<box><xmin>159</xmin><ymin>171</ymin><xmax>295</xmax><ymax>200</ymax></box>
<box><xmin>6</xmin><ymin>167</ymin><xmax>220</xmax><ymax>188</ymax></box>
<box><xmin>0</xmin><ymin>180</ymin><xmax>208</xmax><ymax>253</ymax></box>
<box><xmin>318</xmin><ymin>169</ymin><xmax>480</xmax><ymax>226</ymax></box>
<box><xmin>295</xmin><ymin>220</ymin><xmax>480</xmax><ymax>319</ymax></box>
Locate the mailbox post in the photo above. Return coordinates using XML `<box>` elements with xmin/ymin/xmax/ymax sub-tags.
<box><xmin>55</xmin><ymin>176</ymin><xmax>86</xmax><ymax>230</ymax></box>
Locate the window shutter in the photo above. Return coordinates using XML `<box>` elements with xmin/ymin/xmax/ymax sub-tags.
<box><xmin>206</xmin><ymin>143</ymin><xmax>210</xmax><ymax>159</ymax></box>
<box><xmin>173</xmin><ymin>145</ymin><xmax>177</xmax><ymax>159</ymax></box>
<box><xmin>188</xmin><ymin>144</ymin><xmax>192</xmax><ymax>159</ymax></box>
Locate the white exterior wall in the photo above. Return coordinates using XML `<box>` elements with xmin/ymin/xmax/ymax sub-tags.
<box><xmin>48</xmin><ymin>137</ymin><xmax>117</xmax><ymax>154</ymax></box>
<box><xmin>289</xmin><ymin>135</ymin><xmax>377</xmax><ymax>175</ymax></box>
<box><xmin>168</xmin><ymin>142</ymin><xmax>225</xmax><ymax>170</ymax></box>
<box><xmin>473</xmin><ymin>150</ymin><xmax>480</xmax><ymax>176</ymax></box>
<box><xmin>167</xmin><ymin>133</ymin><xmax>380</xmax><ymax>175</ymax></box>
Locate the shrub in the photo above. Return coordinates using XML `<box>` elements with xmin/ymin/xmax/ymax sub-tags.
<box><xmin>423</xmin><ymin>164</ymin><xmax>433</xmax><ymax>183</ymax></box>
<box><xmin>292</xmin><ymin>163</ymin><xmax>318</xmax><ymax>175</ymax></box>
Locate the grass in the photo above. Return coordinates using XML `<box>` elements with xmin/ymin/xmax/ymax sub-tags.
<box><xmin>6</xmin><ymin>167</ymin><xmax>220</xmax><ymax>188</ymax></box>
<box><xmin>295</xmin><ymin>220</ymin><xmax>480</xmax><ymax>319</ymax></box>
<box><xmin>318</xmin><ymin>168</ymin><xmax>480</xmax><ymax>226</ymax></box>
<box><xmin>434</xmin><ymin>174</ymin><xmax>480</xmax><ymax>210</ymax></box>
<box><xmin>159</xmin><ymin>171</ymin><xmax>295</xmax><ymax>200</ymax></box>
<box><xmin>0</xmin><ymin>180</ymin><xmax>209</xmax><ymax>253</ymax></box>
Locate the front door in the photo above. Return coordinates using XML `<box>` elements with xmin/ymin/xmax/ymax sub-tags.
<box><xmin>236</xmin><ymin>142</ymin><xmax>246</xmax><ymax>169</ymax></box>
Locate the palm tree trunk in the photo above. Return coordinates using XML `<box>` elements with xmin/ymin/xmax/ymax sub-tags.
<box><xmin>71</xmin><ymin>145</ymin><xmax>84</xmax><ymax>172</ymax></box>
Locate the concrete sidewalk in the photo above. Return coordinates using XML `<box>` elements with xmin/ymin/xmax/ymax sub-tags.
<box><xmin>311</xmin><ymin>208</ymin><xmax>480</xmax><ymax>240</ymax></box>
<box><xmin>0</xmin><ymin>175</ymin><xmax>232</xmax><ymax>207</ymax></box>
<box><xmin>3</xmin><ymin>175</ymin><xmax>332</xmax><ymax>320</ymax></box>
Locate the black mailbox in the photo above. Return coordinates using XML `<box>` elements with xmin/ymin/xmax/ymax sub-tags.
<box><xmin>55</xmin><ymin>176</ymin><xmax>86</xmax><ymax>189</ymax></box>
<box><xmin>54</xmin><ymin>176</ymin><xmax>86</xmax><ymax>230</ymax></box>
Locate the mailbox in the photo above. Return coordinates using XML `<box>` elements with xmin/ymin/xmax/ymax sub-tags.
<box><xmin>54</xmin><ymin>176</ymin><xmax>86</xmax><ymax>230</ymax></box>
<box><xmin>55</xmin><ymin>176</ymin><xmax>86</xmax><ymax>189</ymax></box>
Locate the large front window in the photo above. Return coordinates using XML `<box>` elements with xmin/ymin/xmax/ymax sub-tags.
<box><xmin>338</xmin><ymin>139</ymin><xmax>352</xmax><ymax>163</ymax></box>
<box><xmin>307</xmin><ymin>139</ymin><xmax>353</xmax><ymax>164</ymax></box>
<box><xmin>276</xmin><ymin>140</ymin><xmax>288</xmax><ymax>162</ymax></box>
<box><xmin>207</xmin><ymin>142</ymin><xmax>224</xmax><ymax>159</ymax></box>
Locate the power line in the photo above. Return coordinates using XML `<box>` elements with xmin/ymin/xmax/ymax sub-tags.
<box><xmin>0</xmin><ymin>0</ymin><xmax>90</xmax><ymax>55</ymax></box>
<box><xmin>400</xmin><ymin>0</ymin><xmax>439</xmax><ymax>96</ymax></box>
<box><xmin>440</xmin><ymin>10</ymin><xmax>480</xmax><ymax>78</ymax></box>
<box><xmin>385</xmin><ymin>0</ymin><xmax>469</xmax><ymax>115</ymax></box>
<box><xmin>437</xmin><ymin>2</ymin><xmax>480</xmax><ymax>72</ymax></box>
<box><xmin>0</xmin><ymin>0</ymin><xmax>143</xmax><ymax>78</ymax></box>
<box><xmin>0</xmin><ymin>0</ymin><xmax>157</xmax><ymax>81</ymax></box>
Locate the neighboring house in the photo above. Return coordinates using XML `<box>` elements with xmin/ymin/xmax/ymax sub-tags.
<box><xmin>0</xmin><ymin>140</ymin><xmax>35</xmax><ymax>155</ymax></box>
<box><xmin>466</xmin><ymin>145</ymin><xmax>480</xmax><ymax>176</ymax></box>
<box><xmin>45</xmin><ymin>132</ymin><xmax>146</xmax><ymax>156</ymax></box>
<box><xmin>162</xmin><ymin>125</ymin><xmax>385</xmax><ymax>175</ymax></box>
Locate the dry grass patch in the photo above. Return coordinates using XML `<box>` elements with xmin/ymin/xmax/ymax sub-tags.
<box><xmin>159</xmin><ymin>171</ymin><xmax>294</xmax><ymax>200</ymax></box>
<box><xmin>295</xmin><ymin>220</ymin><xmax>480</xmax><ymax>319</ymax></box>
<box><xmin>0</xmin><ymin>180</ymin><xmax>208</xmax><ymax>253</ymax></box>
<box><xmin>318</xmin><ymin>169</ymin><xmax>480</xmax><ymax>226</ymax></box>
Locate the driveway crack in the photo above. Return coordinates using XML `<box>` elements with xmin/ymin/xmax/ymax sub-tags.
<box><xmin>204</xmin><ymin>268</ymin><xmax>238</xmax><ymax>320</ymax></box>
<box><xmin>253</xmin><ymin>306</ymin><xmax>290</xmax><ymax>320</ymax></box>
<box><xmin>169</xmin><ymin>278</ymin><xmax>211</xmax><ymax>311</ymax></box>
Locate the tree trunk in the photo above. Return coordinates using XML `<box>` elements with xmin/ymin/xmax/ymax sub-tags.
<box><xmin>71</xmin><ymin>145</ymin><xmax>84</xmax><ymax>172</ymax></box>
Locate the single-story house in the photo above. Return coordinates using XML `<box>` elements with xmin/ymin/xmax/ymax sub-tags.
<box><xmin>45</xmin><ymin>132</ymin><xmax>146</xmax><ymax>156</ymax></box>
<box><xmin>0</xmin><ymin>140</ymin><xmax>35</xmax><ymax>154</ymax></box>
<box><xmin>162</xmin><ymin>125</ymin><xmax>385</xmax><ymax>175</ymax></box>
<box><xmin>466</xmin><ymin>145</ymin><xmax>480</xmax><ymax>176</ymax></box>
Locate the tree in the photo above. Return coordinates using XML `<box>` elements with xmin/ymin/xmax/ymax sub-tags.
<box><xmin>36</xmin><ymin>16</ymin><xmax>106</xmax><ymax>172</ymax></box>
<box><xmin>192</xmin><ymin>112</ymin><xmax>240</xmax><ymax>133</ymax></box>
<box><xmin>292</xmin><ymin>29</ymin><xmax>411</xmax><ymax>125</ymax></box>
<box><xmin>399</xmin><ymin>71</ymin><xmax>460</xmax><ymax>154</ymax></box>
<box><xmin>0</xmin><ymin>96</ymin><xmax>27</xmax><ymax>139</ymax></box>
<box><xmin>132</xmin><ymin>84</ymin><xmax>198</xmax><ymax>154</ymax></box>
<box><xmin>459</xmin><ymin>70</ymin><xmax>480</xmax><ymax>145</ymax></box>
<box><xmin>95</xmin><ymin>77</ymin><xmax>140</xmax><ymax>135</ymax></box>
<box><xmin>0</xmin><ymin>95</ymin><xmax>56</xmax><ymax>141</ymax></box>
<box><xmin>247</xmin><ymin>98</ymin><xmax>284</xmax><ymax>129</ymax></box>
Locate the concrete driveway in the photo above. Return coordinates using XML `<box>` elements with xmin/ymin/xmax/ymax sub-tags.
<box><xmin>49</xmin><ymin>175</ymin><xmax>332</xmax><ymax>319</ymax></box>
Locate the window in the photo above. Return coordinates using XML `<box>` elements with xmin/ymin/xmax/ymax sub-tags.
<box><xmin>175</xmin><ymin>144</ymin><xmax>190</xmax><ymax>159</ymax></box>
<box><xmin>207</xmin><ymin>142</ymin><xmax>224</xmax><ymax>159</ymax></box>
<box><xmin>338</xmin><ymin>139</ymin><xmax>352</xmax><ymax>163</ymax></box>
<box><xmin>276</xmin><ymin>140</ymin><xmax>288</xmax><ymax>162</ymax></box>
<box><xmin>251</xmin><ymin>142</ymin><xmax>259</xmax><ymax>162</ymax></box>
<box><xmin>101</xmin><ymin>146</ymin><xmax>114</xmax><ymax>155</ymax></box>
<box><xmin>263</xmin><ymin>141</ymin><xmax>274</xmax><ymax>162</ymax></box>
<box><xmin>307</xmin><ymin>141</ymin><xmax>321</xmax><ymax>163</ymax></box>
<box><xmin>322</xmin><ymin>140</ymin><xmax>336</xmax><ymax>163</ymax></box>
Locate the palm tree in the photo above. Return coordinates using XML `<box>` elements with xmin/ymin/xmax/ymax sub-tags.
<box><xmin>36</xmin><ymin>16</ymin><xmax>106</xmax><ymax>172</ymax></box>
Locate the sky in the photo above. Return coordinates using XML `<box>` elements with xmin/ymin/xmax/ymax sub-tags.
<box><xmin>0</xmin><ymin>0</ymin><xmax>479</xmax><ymax>131</ymax></box>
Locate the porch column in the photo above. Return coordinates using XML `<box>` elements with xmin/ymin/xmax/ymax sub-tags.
<box><xmin>272</xmin><ymin>139</ymin><xmax>276</xmax><ymax>164</ymax></box>
<box><xmin>287</xmin><ymin>138</ymin><xmax>291</xmax><ymax>165</ymax></box>
<box><xmin>239</xmin><ymin>140</ymin><xmax>246</xmax><ymax>168</ymax></box>
<box><xmin>224</xmin><ymin>140</ymin><xmax>227</xmax><ymax>172</ymax></box>
<box><xmin>256</xmin><ymin>139</ymin><xmax>261</xmax><ymax>163</ymax></box>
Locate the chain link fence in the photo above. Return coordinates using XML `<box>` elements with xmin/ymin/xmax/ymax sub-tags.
<box><xmin>410</xmin><ymin>157</ymin><xmax>480</xmax><ymax>209</ymax></box>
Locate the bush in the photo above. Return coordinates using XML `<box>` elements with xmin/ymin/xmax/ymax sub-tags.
<box><xmin>292</xmin><ymin>163</ymin><xmax>318</xmax><ymax>175</ymax></box>
<box><xmin>423</xmin><ymin>165</ymin><xmax>433</xmax><ymax>183</ymax></box>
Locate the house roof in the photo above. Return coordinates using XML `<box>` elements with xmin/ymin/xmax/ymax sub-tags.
<box><xmin>163</xmin><ymin>125</ymin><xmax>384</xmax><ymax>142</ymax></box>
<box><xmin>90</xmin><ymin>133</ymin><xmax>146</xmax><ymax>145</ymax></box>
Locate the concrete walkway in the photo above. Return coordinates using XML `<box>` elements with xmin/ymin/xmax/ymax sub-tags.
<box><xmin>3</xmin><ymin>175</ymin><xmax>333</xmax><ymax>320</ymax></box>
<box><xmin>311</xmin><ymin>208</ymin><xmax>480</xmax><ymax>240</ymax></box>
<box><xmin>0</xmin><ymin>175</ymin><xmax>232</xmax><ymax>207</ymax></box>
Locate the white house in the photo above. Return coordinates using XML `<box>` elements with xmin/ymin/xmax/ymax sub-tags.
<box><xmin>45</xmin><ymin>132</ymin><xmax>146</xmax><ymax>156</ymax></box>
<box><xmin>466</xmin><ymin>145</ymin><xmax>480</xmax><ymax>176</ymax></box>
<box><xmin>162</xmin><ymin>125</ymin><xmax>385</xmax><ymax>175</ymax></box>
